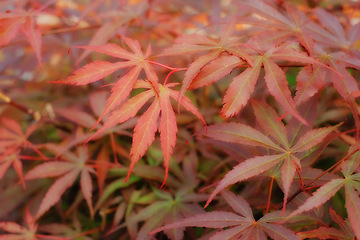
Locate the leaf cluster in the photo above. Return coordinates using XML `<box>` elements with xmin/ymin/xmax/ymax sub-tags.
<box><xmin>0</xmin><ymin>0</ymin><xmax>360</xmax><ymax>239</ymax></box>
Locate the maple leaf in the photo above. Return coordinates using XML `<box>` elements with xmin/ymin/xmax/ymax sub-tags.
<box><xmin>128</xmin><ymin>187</ymin><xmax>209</xmax><ymax>240</ymax></box>
<box><xmin>0</xmin><ymin>117</ymin><xmax>38</xmax><ymax>151</ymax></box>
<box><xmin>100</xmin><ymin>157</ymin><xmax>208</xmax><ymax>240</ymax></box>
<box><xmin>87</xmin><ymin>80</ymin><xmax>205</xmax><ymax>186</ymax></box>
<box><xmin>222</xmin><ymin>38</ymin><xmax>327</xmax><ymax>122</ymax></box>
<box><xmin>238</xmin><ymin>0</ymin><xmax>316</xmax><ymax>54</ymax></box>
<box><xmin>283</xmin><ymin>144</ymin><xmax>360</xmax><ymax>239</ymax></box>
<box><xmin>295</xmin><ymin>45</ymin><xmax>360</xmax><ymax>136</ymax></box>
<box><xmin>51</xmin><ymin>37</ymin><xmax>160</xmax><ymax>129</ymax></box>
<box><xmin>0</xmin><ymin>118</ymin><xmax>43</xmax><ymax>188</ymax></box>
<box><xmin>150</xmin><ymin>190</ymin><xmax>300</xmax><ymax>240</ymax></box>
<box><xmin>0</xmin><ymin>209</ymin><xmax>39</xmax><ymax>240</ymax></box>
<box><xmin>128</xmin><ymin>155</ymin><xmax>209</xmax><ymax>240</ymax></box>
<box><xmin>0</xmin><ymin>8</ymin><xmax>43</xmax><ymax>66</ymax></box>
<box><xmin>75</xmin><ymin>1</ymin><xmax>149</xmax><ymax>65</ymax></box>
<box><xmin>25</xmin><ymin>146</ymin><xmax>96</xmax><ymax>219</ymax></box>
<box><xmin>310</xmin><ymin>8</ymin><xmax>360</xmax><ymax>53</ymax></box>
<box><xmin>159</xmin><ymin>17</ymin><xmax>252</xmax><ymax>107</ymax></box>
<box><xmin>202</xmin><ymin>101</ymin><xmax>340</xmax><ymax>210</ymax></box>
<box><xmin>298</xmin><ymin>208</ymin><xmax>355</xmax><ymax>240</ymax></box>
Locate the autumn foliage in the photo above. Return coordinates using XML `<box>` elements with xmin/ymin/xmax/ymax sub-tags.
<box><xmin>1</xmin><ymin>0</ymin><xmax>360</xmax><ymax>239</ymax></box>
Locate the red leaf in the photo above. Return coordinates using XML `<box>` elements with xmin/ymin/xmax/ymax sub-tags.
<box><xmin>178</xmin><ymin>52</ymin><xmax>220</xmax><ymax>107</ymax></box>
<box><xmin>294</xmin><ymin>65</ymin><xmax>326</xmax><ymax>106</ymax></box>
<box><xmin>35</xmin><ymin>169</ymin><xmax>80</xmax><ymax>219</ymax></box>
<box><xmin>53</xmin><ymin>61</ymin><xmax>131</xmax><ymax>85</ymax></box>
<box><xmin>81</xmin><ymin>167</ymin><xmax>94</xmax><ymax>218</ymax></box>
<box><xmin>221</xmin><ymin>58</ymin><xmax>261</xmax><ymax>118</ymax></box>
<box><xmin>149</xmin><ymin>211</ymin><xmax>247</xmax><ymax>234</ymax></box>
<box><xmin>93</xmin><ymin>64</ymin><xmax>143</xmax><ymax>128</ymax></box>
<box><xmin>285</xmin><ymin>178</ymin><xmax>345</xmax><ymax>220</ymax></box>
<box><xmin>281</xmin><ymin>157</ymin><xmax>296</xmax><ymax>211</ymax></box>
<box><xmin>25</xmin><ymin>161</ymin><xmax>75</xmax><ymax>180</ymax></box>
<box><xmin>21</xmin><ymin>17</ymin><xmax>42</xmax><ymax>66</ymax></box>
<box><xmin>291</xmin><ymin>124</ymin><xmax>340</xmax><ymax>152</ymax></box>
<box><xmin>159</xmin><ymin>86</ymin><xmax>178</xmax><ymax>187</ymax></box>
<box><xmin>189</xmin><ymin>55</ymin><xmax>243</xmax><ymax>89</ymax></box>
<box><xmin>87</xmin><ymin>89</ymin><xmax>154</xmax><ymax>142</ymax></box>
<box><xmin>252</xmin><ymin>100</ymin><xmax>289</xmax><ymax>150</ymax></box>
<box><xmin>345</xmin><ymin>183</ymin><xmax>360</xmax><ymax>239</ymax></box>
<box><xmin>0</xmin><ymin>18</ymin><xmax>22</xmax><ymax>46</ymax></box>
<box><xmin>263</xmin><ymin>58</ymin><xmax>306</xmax><ymax>124</ymax></box>
<box><xmin>127</xmin><ymin>99</ymin><xmax>161</xmax><ymax>181</ymax></box>
<box><xmin>205</xmin><ymin>154</ymin><xmax>286</xmax><ymax>208</ymax></box>
<box><xmin>168</xmin><ymin>88</ymin><xmax>206</xmax><ymax>126</ymax></box>
<box><xmin>221</xmin><ymin>190</ymin><xmax>254</xmax><ymax>219</ymax></box>
<box><xmin>204</xmin><ymin>122</ymin><xmax>283</xmax><ymax>151</ymax></box>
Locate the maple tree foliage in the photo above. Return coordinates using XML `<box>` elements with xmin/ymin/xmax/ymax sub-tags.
<box><xmin>0</xmin><ymin>0</ymin><xmax>360</xmax><ymax>239</ymax></box>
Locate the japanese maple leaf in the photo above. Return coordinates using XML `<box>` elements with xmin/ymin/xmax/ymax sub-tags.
<box><xmin>221</xmin><ymin>39</ymin><xmax>324</xmax><ymax>123</ymax></box>
<box><xmin>0</xmin><ymin>149</ymin><xmax>26</xmax><ymax>189</ymax></box>
<box><xmin>295</xmin><ymin>45</ymin><xmax>360</xmax><ymax>135</ymax></box>
<box><xmin>310</xmin><ymin>8</ymin><xmax>360</xmax><ymax>53</ymax></box>
<box><xmin>283</xmin><ymin>144</ymin><xmax>360</xmax><ymax>239</ymax></box>
<box><xmin>179</xmin><ymin>35</ymin><xmax>323</xmax><ymax>123</ymax></box>
<box><xmin>52</xmin><ymin>37</ymin><xmax>160</xmax><ymax>129</ymax></box>
<box><xmin>0</xmin><ymin>8</ymin><xmax>43</xmax><ymax>66</ymax></box>
<box><xmin>127</xmin><ymin>159</ymin><xmax>209</xmax><ymax>240</ymax></box>
<box><xmin>0</xmin><ymin>117</ymin><xmax>39</xmax><ymax>151</ymax></box>
<box><xmin>127</xmin><ymin>187</ymin><xmax>208</xmax><ymax>240</ymax></box>
<box><xmin>0</xmin><ymin>209</ymin><xmax>38</xmax><ymax>240</ymax></box>
<box><xmin>159</xmin><ymin>17</ymin><xmax>252</xmax><ymax>106</ymax></box>
<box><xmin>0</xmin><ymin>118</ymin><xmax>43</xmax><ymax>188</ymax></box>
<box><xmin>25</xmin><ymin>146</ymin><xmax>96</xmax><ymax>219</ymax></box>
<box><xmin>75</xmin><ymin>1</ymin><xmax>149</xmax><ymax>65</ymax></box>
<box><xmin>87</xmin><ymin>80</ymin><xmax>205</xmax><ymax>186</ymax></box>
<box><xmin>238</xmin><ymin>0</ymin><xmax>316</xmax><ymax>54</ymax></box>
<box><xmin>150</xmin><ymin>190</ymin><xmax>300</xmax><ymax>240</ymax></box>
<box><xmin>202</xmin><ymin>100</ymin><xmax>339</xmax><ymax>210</ymax></box>
<box><xmin>298</xmin><ymin>208</ymin><xmax>355</xmax><ymax>240</ymax></box>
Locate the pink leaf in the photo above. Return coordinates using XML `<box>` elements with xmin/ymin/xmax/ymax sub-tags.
<box><xmin>150</xmin><ymin>211</ymin><xmax>247</xmax><ymax>235</ymax></box>
<box><xmin>190</xmin><ymin>55</ymin><xmax>243</xmax><ymax>89</ymax></box>
<box><xmin>294</xmin><ymin>65</ymin><xmax>326</xmax><ymax>106</ymax></box>
<box><xmin>127</xmin><ymin>99</ymin><xmax>161</xmax><ymax>181</ymax></box>
<box><xmin>252</xmin><ymin>100</ymin><xmax>289</xmax><ymax>150</ymax></box>
<box><xmin>87</xmin><ymin>89</ymin><xmax>154</xmax><ymax>142</ymax></box>
<box><xmin>203</xmin><ymin>122</ymin><xmax>283</xmax><ymax>151</ymax></box>
<box><xmin>52</xmin><ymin>61</ymin><xmax>129</xmax><ymax>85</ymax></box>
<box><xmin>159</xmin><ymin>86</ymin><xmax>177</xmax><ymax>187</ymax></box>
<box><xmin>291</xmin><ymin>124</ymin><xmax>340</xmax><ymax>152</ymax></box>
<box><xmin>208</xmin><ymin>225</ymin><xmax>249</xmax><ymax>240</ymax></box>
<box><xmin>168</xmin><ymin>89</ymin><xmax>206</xmax><ymax>126</ymax></box>
<box><xmin>205</xmin><ymin>154</ymin><xmax>286</xmax><ymax>208</ymax></box>
<box><xmin>21</xmin><ymin>17</ymin><xmax>42</xmax><ymax>66</ymax></box>
<box><xmin>35</xmin><ymin>169</ymin><xmax>79</xmax><ymax>219</ymax></box>
<box><xmin>345</xmin><ymin>183</ymin><xmax>360</xmax><ymax>239</ymax></box>
<box><xmin>25</xmin><ymin>161</ymin><xmax>75</xmax><ymax>180</ymax></box>
<box><xmin>0</xmin><ymin>18</ymin><xmax>22</xmax><ymax>46</ymax></box>
<box><xmin>178</xmin><ymin>52</ymin><xmax>220</xmax><ymax>106</ymax></box>
<box><xmin>221</xmin><ymin>58</ymin><xmax>261</xmax><ymax>118</ymax></box>
<box><xmin>285</xmin><ymin>178</ymin><xmax>345</xmax><ymax>220</ymax></box>
<box><xmin>93</xmin><ymin>65</ymin><xmax>142</xmax><ymax>128</ymax></box>
<box><xmin>0</xmin><ymin>222</ymin><xmax>25</xmax><ymax>233</ymax></box>
<box><xmin>221</xmin><ymin>190</ymin><xmax>254</xmax><ymax>219</ymax></box>
<box><xmin>263</xmin><ymin>58</ymin><xmax>306</xmax><ymax>124</ymax></box>
<box><xmin>261</xmin><ymin>222</ymin><xmax>300</xmax><ymax>240</ymax></box>
<box><xmin>281</xmin><ymin>157</ymin><xmax>296</xmax><ymax>211</ymax></box>
<box><xmin>55</xmin><ymin>107</ymin><xmax>97</xmax><ymax>129</ymax></box>
<box><xmin>81</xmin><ymin>167</ymin><xmax>94</xmax><ymax>218</ymax></box>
